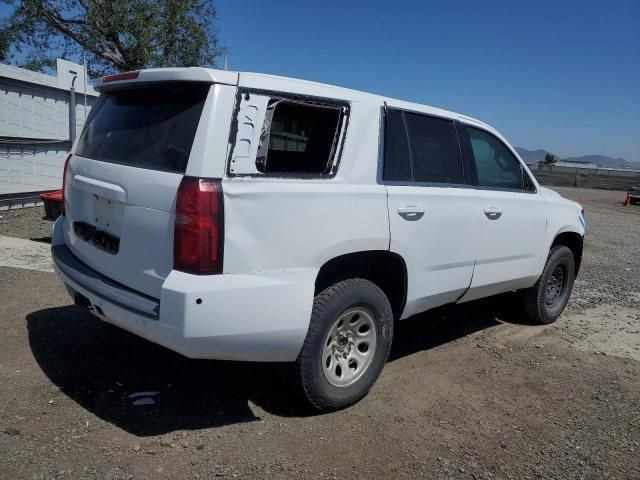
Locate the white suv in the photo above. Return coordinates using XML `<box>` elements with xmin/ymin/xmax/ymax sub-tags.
<box><xmin>52</xmin><ymin>68</ymin><xmax>586</xmax><ymax>411</ymax></box>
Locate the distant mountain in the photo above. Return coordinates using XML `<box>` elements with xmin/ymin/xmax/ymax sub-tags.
<box><xmin>515</xmin><ymin>147</ymin><xmax>640</xmax><ymax>170</ymax></box>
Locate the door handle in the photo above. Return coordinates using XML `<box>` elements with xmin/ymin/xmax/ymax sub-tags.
<box><xmin>397</xmin><ymin>206</ymin><xmax>425</xmax><ymax>221</ymax></box>
<box><xmin>484</xmin><ymin>207</ymin><xmax>502</xmax><ymax>220</ymax></box>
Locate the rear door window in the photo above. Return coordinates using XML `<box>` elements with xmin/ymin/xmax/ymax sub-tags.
<box><xmin>382</xmin><ymin>109</ymin><xmax>464</xmax><ymax>185</ymax></box>
<box><xmin>383</xmin><ymin>109</ymin><xmax>412</xmax><ymax>182</ymax></box>
<box><xmin>404</xmin><ymin>112</ymin><xmax>464</xmax><ymax>184</ymax></box>
<box><xmin>76</xmin><ymin>83</ymin><xmax>210</xmax><ymax>173</ymax></box>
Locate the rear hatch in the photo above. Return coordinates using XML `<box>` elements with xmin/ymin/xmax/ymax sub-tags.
<box><xmin>63</xmin><ymin>82</ymin><xmax>210</xmax><ymax>298</ymax></box>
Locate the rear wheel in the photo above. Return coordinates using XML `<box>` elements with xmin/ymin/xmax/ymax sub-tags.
<box><xmin>520</xmin><ymin>245</ymin><xmax>575</xmax><ymax>324</ymax></box>
<box><xmin>296</xmin><ymin>278</ymin><xmax>393</xmax><ymax>411</ymax></box>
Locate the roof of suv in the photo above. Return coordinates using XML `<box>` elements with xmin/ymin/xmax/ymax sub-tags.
<box><xmin>95</xmin><ymin>66</ymin><xmax>495</xmax><ymax>133</ymax></box>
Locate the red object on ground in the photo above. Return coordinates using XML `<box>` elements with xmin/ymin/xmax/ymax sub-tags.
<box><xmin>623</xmin><ymin>193</ymin><xmax>640</xmax><ymax>206</ymax></box>
<box><xmin>40</xmin><ymin>189</ymin><xmax>63</xmax><ymax>220</ymax></box>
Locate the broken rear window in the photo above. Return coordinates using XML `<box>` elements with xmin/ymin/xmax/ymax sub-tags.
<box><xmin>229</xmin><ymin>93</ymin><xmax>348</xmax><ymax>176</ymax></box>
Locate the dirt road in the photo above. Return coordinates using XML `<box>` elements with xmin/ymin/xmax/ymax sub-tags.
<box><xmin>1</xmin><ymin>187</ymin><xmax>639</xmax><ymax>480</ymax></box>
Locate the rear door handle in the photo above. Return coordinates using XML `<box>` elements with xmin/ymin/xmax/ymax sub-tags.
<box><xmin>484</xmin><ymin>206</ymin><xmax>502</xmax><ymax>220</ymax></box>
<box><xmin>397</xmin><ymin>206</ymin><xmax>425</xmax><ymax>220</ymax></box>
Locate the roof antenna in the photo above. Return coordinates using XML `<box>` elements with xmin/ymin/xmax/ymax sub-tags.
<box><xmin>223</xmin><ymin>52</ymin><xmax>228</xmax><ymax>71</ymax></box>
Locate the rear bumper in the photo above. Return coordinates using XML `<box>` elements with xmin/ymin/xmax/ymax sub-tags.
<box><xmin>52</xmin><ymin>244</ymin><xmax>160</xmax><ymax>319</ymax></box>
<box><xmin>51</xmin><ymin>218</ymin><xmax>316</xmax><ymax>361</ymax></box>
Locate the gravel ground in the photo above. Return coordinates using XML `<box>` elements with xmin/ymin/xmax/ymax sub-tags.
<box><xmin>0</xmin><ymin>206</ymin><xmax>52</xmax><ymax>241</ymax></box>
<box><xmin>0</xmin><ymin>187</ymin><xmax>638</xmax><ymax>480</ymax></box>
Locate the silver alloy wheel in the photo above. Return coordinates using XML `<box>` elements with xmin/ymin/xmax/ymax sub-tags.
<box><xmin>322</xmin><ymin>308</ymin><xmax>378</xmax><ymax>387</ymax></box>
<box><xmin>545</xmin><ymin>265</ymin><xmax>566</xmax><ymax>306</ymax></box>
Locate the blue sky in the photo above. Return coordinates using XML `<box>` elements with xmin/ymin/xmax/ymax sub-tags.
<box><xmin>216</xmin><ymin>0</ymin><xmax>640</xmax><ymax>161</ymax></box>
<box><xmin>2</xmin><ymin>1</ymin><xmax>638</xmax><ymax>161</ymax></box>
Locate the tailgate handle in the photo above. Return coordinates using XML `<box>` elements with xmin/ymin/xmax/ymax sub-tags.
<box><xmin>73</xmin><ymin>175</ymin><xmax>127</xmax><ymax>203</ymax></box>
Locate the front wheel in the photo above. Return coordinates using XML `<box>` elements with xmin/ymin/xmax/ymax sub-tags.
<box><xmin>296</xmin><ymin>278</ymin><xmax>394</xmax><ymax>411</ymax></box>
<box><xmin>520</xmin><ymin>245</ymin><xmax>576</xmax><ymax>324</ymax></box>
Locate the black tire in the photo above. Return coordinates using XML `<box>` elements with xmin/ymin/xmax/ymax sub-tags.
<box><xmin>295</xmin><ymin>278</ymin><xmax>394</xmax><ymax>412</ymax></box>
<box><xmin>521</xmin><ymin>245</ymin><xmax>575</xmax><ymax>324</ymax></box>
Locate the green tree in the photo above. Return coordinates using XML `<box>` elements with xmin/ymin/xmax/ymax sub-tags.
<box><xmin>544</xmin><ymin>153</ymin><xmax>558</xmax><ymax>165</ymax></box>
<box><xmin>1</xmin><ymin>0</ymin><xmax>223</xmax><ymax>76</ymax></box>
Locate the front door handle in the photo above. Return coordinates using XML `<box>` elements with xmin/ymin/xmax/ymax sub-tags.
<box><xmin>484</xmin><ymin>207</ymin><xmax>502</xmax><ymax>220</ymax></box>
<box><xmin>397</xmin><ymin>206</ymin><xmax>425</xmax><ymax>221</ymax></box>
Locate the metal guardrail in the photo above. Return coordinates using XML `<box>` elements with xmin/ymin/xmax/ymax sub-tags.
<box><xmin>0</xmin><ymin>191</ymin><xmax>48</xmax><ymax>211</ymax></box>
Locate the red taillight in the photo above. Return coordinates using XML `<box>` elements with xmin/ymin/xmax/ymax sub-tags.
<box><xmin>174</xmin><ymin>177</ymin><xmax>224</xmax><ymax>275</ymax></box>
<box><xmin>101</xmin><ymin>71</ymin><xmax>140</xmax><ymax>82</ymax></box>
<box><xmin>61</xmin><ymin>154</ymin><xmax>72</xmax><ymax>216</ymax></box>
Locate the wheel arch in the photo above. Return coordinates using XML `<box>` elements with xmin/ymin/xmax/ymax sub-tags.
<box><xmin>551</xmin><ymin>230</ymin><xmax>584</xmax><ymax>275</ymax></box>
<box><xmin>315</xmin><ymin>250</ymin><xmax>408</xmax><ymax>320</ymax></box>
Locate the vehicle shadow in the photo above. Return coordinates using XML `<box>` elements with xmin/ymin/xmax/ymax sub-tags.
<box><xmin>26</xmin><ymin>294</ymin><xmax>527</xmax><ymax>436</ymax></box>
<box><xmin>29</xmin><ymin>236</ymin><xmax>52</xmax><ymax>244</ymax></box>
<box><xmin>389</xmin><ymin>293</ymin><xmax>534</xmax><ymax>360</ymax></box>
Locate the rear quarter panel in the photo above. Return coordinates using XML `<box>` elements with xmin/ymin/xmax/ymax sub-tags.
<box><xmin>221</xmin><ymin>101</ymin><xmax>389</xmax><ymax>274</ymax></box>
